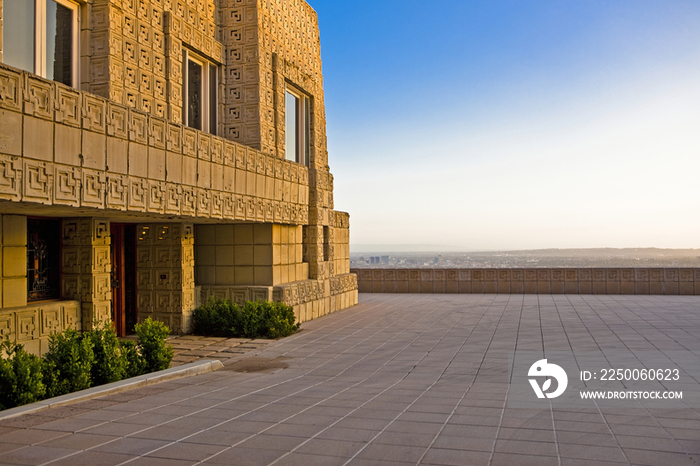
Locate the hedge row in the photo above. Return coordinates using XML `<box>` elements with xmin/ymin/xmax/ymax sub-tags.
<box><xmin>0</xmin><ymin>318</ymin><xmax>173</xmax><ymax>411</ymax></box>
<box><xmin>192</xmin><ymin>299</ymin><xmax>300</xmax><ymax>339</ymax></box>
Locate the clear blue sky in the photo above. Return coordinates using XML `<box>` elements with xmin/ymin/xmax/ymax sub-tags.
<box><xmin>309</xmin><ymin>1</ymin><xmax>700</xmax><ymax>251</ymax></box>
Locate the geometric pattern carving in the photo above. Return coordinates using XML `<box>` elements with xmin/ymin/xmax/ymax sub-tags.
<box><xmin>54</xmin><ymin>164</ymin><xmax>81</xmax><ymax>205</ymax></box>
<box><xmin>106</xmin><ymin>174</ymin><xmax>128</xmax><ymax>210</ymax></box>
<box><xmin>0</xmin><ymin>67</ymin><xmax>22</xmax><ymax>111</ymax></box>
<box><xmin>16</xmin><ymin>311</ymin><xmax>39</xmax><ymax>341</ymax></box>
<box><xmin>0</xmin><ymin>313</ymin><xmax>14</xmax><ymax>339</ymax></box>
<box><xmin>81</xmin><ymin>168</ymin><xmax>105</xmax><ymax>208</ymax></box>
<box><xmin>128</xmin><ymin>177</ymin><xmax>148</xmax><ymax>211</ymax></box>
<box><xmin>108</xmin><ymin>102</ymin><xmax>128</xmax><ymax>138</ymax></box>
<box><xmin>351</xmin><ymin>268</ymin><xmax>700</xmax><ymax>296</ymax></box>
<box><xmin>25</xmin><ymin>76</ymin><xmax>54</xmax><ymax>120</ymax></box>
<box><xmin>0</xmin><ymin>154</ymin><xmax>22</xmax><ymax>200</ymax></box>
<box><xmin>93</xmin><ymin>219</ymin><xmax>111</xmax><ymax>245</ymax></box>
<box><xmin>56</xmin><ymin>85</ymin><xmax>81</xmax><ymax>127</ymax></box>
<box><xmin>196</xmin><ymin>188</ymin><xmax>211</xmax><ymax>216</ymax></box>
<box><xmin>148</xmin><ymin>181</ymin><xmax>166</xmax><ymax>213</ymax></box>
<box><xmin>23</xmin><ymin>161</ymin><xmax>53</xmax><ymax>203</ymax></box>
<box><xmin>680</xmin><ymin>268</ymin><xmax>693</xmax><ymax>282</ymax></box>
<box><xmin>41</xmin><ymin>307</ymin><xmax>62</xmax><ymax>336</ymax></box>
<box><xmin>149</xmin><ymin>117</ymin><xmax>167</xmax><ymax>148</ymax></box>
<box><xmin>61</xmin><ymin>247</ymin><xmax>82</xmax><ymax>274</ymax></box>
<box><xmin>63</xmin><ymin>303</ymin><xmax>81</xmax><ymax>330</ymax></box>
<box><xmin>129</xmin><ymin>109</ymin><xmax>148</xmax><ymax>143</ymax></box>
<box><xmin>83</xmin><ymin>95</ymin><xmax>107</xmax><ymax>132</ymax></box>
<box><xmin>167</xmin><ymin>123</ymin><xmax>182</xmax><ymax>152</ymax></box>
<box><xmin>165</xmin><ymin>183</ymin><xmax>182</xmax><ymax>215</ymax></box>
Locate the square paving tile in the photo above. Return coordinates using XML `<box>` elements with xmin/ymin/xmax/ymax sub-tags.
<box><xmin>0</xmin><ymin>295</ymin><xmax>698</xmax><ymax>466</ymax></box>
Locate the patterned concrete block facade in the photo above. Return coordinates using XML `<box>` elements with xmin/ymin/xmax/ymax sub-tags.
<box><xmin>353</xmin><ymin>268</ymin><xmax>700</xmax><ymax>296</ymax></box>
<box><xmin>0</xmin><ymin>0</ymin><xmax>357</xmax><ymax>352</ymax></box>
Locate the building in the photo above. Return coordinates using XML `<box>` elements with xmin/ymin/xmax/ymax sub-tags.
<box><xmin>0</xmin><ymin>0</ymin><xmax>358</xmax><ymax>354</ymax></box>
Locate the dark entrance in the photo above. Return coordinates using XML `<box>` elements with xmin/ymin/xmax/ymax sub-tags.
<box><xmin>110</xmin><ymin>224</ymin><xmax>137</xmax><ymax>336</ymax></box>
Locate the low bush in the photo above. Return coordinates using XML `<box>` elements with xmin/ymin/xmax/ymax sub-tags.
<box><xmin>192</xmin><ymin>298</ymin><xmax>299</xmax><ymax>339</ymax></box>
<box><xmin>192</xmin><ymin>297</ymin><xmax>240</xmax><ymax>337</ymax></box>
<box><xmin>120</xmin><ymin>340</ymin><xmax>146</xmax><ymax>378</ymax></box>
<box><xmin>135</xmin><ymin>318</ymin><xmax>173</xmax><ymax>373</ymax></box>
<box><xmin>43</xmin><ymin>328</ymin><xmax>95</xmax><ymax>398</ymax></box>
<box><xmin>89</xmin><ymin>322</ymin><xmax>127</xmax><ymax>385</ymax></box>
<box><xmin>0</xmin><ymin>318</ymin><xmax>174</xmax><ymax>411</ymax></box>
<box><xmin>0</xmin><ymin>339</ymin><xmax>46</xmax><ymax>410</ymax></box>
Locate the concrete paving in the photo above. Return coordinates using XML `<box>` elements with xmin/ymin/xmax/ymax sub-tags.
<box><xmin>168</xmin><ymin>336</ymin><xmax>275</xmax><ymax>367</ymax></box>
<box><xmin>0</xmin><ymin>294</ymin><xmax>699</xmax><ymax>466</ymax></box>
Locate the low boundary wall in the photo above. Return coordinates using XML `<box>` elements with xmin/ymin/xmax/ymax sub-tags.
<box><xmin>351</xmin><ymin>268</ymin><xmax>700</xmax><ymax>295</ymax></box>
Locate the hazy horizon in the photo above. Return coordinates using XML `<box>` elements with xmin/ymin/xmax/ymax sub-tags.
<box><xmin>311</xmin><ymin>1</ymin><xmax>700</xmax><ymax>250</ymax></box>
<box><xmin>350</xmin><ymin>244</ymin><xmax>700</xmax><ymax>254</ymax></box>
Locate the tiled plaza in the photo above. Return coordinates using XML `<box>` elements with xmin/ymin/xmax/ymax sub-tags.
<box><xmin>0</xmin><ymin>294</ymin><xmax>699</xmax><ymax>466</ymax></box>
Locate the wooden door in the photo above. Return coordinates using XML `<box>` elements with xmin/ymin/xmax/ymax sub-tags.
<box><xmin>110</xmin><ymin>224</ymin><xmax>126</xmax><ymax>336</ymax></box>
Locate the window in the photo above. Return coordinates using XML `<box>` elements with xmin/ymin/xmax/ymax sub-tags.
<box><xmin>285</xmin><ymin>85</ymin><xmax>310</xmax><ymax>166</ymax></box>
<box><xmin>183</xmin><ymin>49</ymin><xmax>218</xmax><ymax>135</ymax></box>
<box><xmin>3</xmin><ymin>0</ymin><xmax>79</xmax><ymax>87</ymax></box>
<box><xmin>27</xmin><ymin>218</ymin><xmax>61</xmax><ymax>302</ymax></box>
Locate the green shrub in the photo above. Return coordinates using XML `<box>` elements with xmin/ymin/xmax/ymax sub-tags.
<box><xmin>43</xmin><ymin>328</ymin><xmax>95</xmax><ymax>398</ymax></box>
<box><xmin>260</xmin><ymin>301</ymin><xmax>298</xmax><ymax>339</ymax></box>
<box><xmin>120</xmin><ymin>340</ymin><xmax>146</xmax><ymax>378</ymax></box>
<box><xmin>0</xmin><ymin>338</ymin><xmax>46</xmax><ymax>410</ymax></box>
<box><xmin>192</xmin><ymin>298</ymin><xmax>299</xmax><ymax>339</ymax></box>
<box><xmin>88</xmin><ymin>322</ymin><xmax>127</xmax><ymax>385</ymax></box>
<box><xmin>135</xmin><ymin>318</ymin><xmax>173</xmax><ymax>373</ymax></box>
<box><xmin>240</xmin><ymin>301</ymin><xmax>262</xmax><ymax>338</ymax></box>
<box><xmin>192</xmin><ymin>297</ymin><xmax>240</xmax><ymax>337</ymax></box>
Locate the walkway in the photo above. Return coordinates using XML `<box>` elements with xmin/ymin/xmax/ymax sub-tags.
<box><xmin>1</xmin><ymin>294</ymin><xmax>699</xmax><ymax>466</ymax></box>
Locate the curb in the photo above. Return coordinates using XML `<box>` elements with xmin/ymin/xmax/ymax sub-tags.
<box><xmin>0</xmin><ymin>359</ymin><xmax>224</xmax><ymax>421</ymax></box>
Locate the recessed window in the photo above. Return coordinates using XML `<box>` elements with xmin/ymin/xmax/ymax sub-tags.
<box><xmin>3</xmin><ymin>0</ymin><xmax>79</xmax><ymax>87</ymax></box>
<box><xmin>27</xmin><ymin>218</ymin><xmax>61</xmax><ymax>302</ymax></box>
<box><xmin>285</xmin><ymin>85</ymin><xmax>310</xmax><ymax>166</ymax></box>
<box><xmin>183</xmin><ymin>50</ymin><xmax>218</xmax><ymax>135</ymax></box>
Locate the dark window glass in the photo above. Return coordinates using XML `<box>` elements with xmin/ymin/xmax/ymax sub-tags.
<box><xmin>209</xmin><ymin>63</ymin><xmax>217</xmax><ymax>136</ymax></box>
<box><xmin>27</xmin><ymin>218</ymin><xmax>61</xmax><ymax>302</ymax></box>
<box><xmin>4</xmin><ymin>0</ymin><xmax>36</xmax><ymax>73</ymax></box>
<box><xmin>47</xmin><ymin>0</ymin><xmax>74</xmax><ymax>86</ymax></box>
<box><xmin>188</xmin><ymin>59</ymin><xmax>203</xmax><ymax>130</ymax></box>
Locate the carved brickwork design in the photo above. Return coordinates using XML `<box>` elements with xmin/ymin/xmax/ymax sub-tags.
<box><xmin>61</xmin><ymin>218</ymin><xmax>111</xmax><ymax>331</ymax></box>
<box><xmin>0</xmin><ymin>300</ymin><xmax>80</xmax><ymax>355</ymax></box>
<box><xmin>90</xmin><ymin>0</ymin><xmax>222</xmax><ymax>120</ymax></box>
<box><xmin>351</xmin><ymin>268</ymin><xmax>700</xmax><ymax>296</ymax></box>
<box><xmin>0</xmin><ymin>0</ymin><xmax>359</xmax><ymax>339</ymax></box>
<box><xmin>1</xmin><ymin>63</ymin><xmax>315</xmax><ymax>225</ymax></box>
<box><xmin>137</xmin><ymin>222</ymin><xmax>195</xmax><ymax>333</ymax></box>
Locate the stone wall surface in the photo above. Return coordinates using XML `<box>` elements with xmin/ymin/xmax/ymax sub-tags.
<box><xmin>0</xmin><ymin>0</ymin><xmax>358</xmax><ymax>349</ymax></box>
<box><xmin>0</xmin><ymin>65</ymin><xmax>309</xmax><ymax>224</ymax></box>
<box><xmin>61</xmin><ymin>218</ymin><xmax>112</xmax><ymax>330</ymax></box>
<box><xmin>88</xmin><ymin>0</ymin><xmax>224</xmax><ymax>123</ymax></box>
<box><xmin>0</xmin><ymin>300</ymin><xmax>80</xmax><ymax>356</ymax></box>
<box><xmin>136</xmin><ymin>223</ymin><xmax>196</xmax><ymax>333</ymax></box>
<box><xmin>352</xmin><ymin>268</ymin><xmax>700</xmax><ymax>295</ymax></box>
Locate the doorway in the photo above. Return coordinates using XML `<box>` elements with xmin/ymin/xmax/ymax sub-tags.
<box><xmin>110</xmin><ymin>224</ymin><xmax>137</xmax><ymax>336</ymax></box>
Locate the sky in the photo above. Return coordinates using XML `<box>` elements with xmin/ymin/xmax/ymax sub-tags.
<box><xmin>308</xmin><ymin>0</ymin><xmax>700</xmax><ymax>252</ymax></box>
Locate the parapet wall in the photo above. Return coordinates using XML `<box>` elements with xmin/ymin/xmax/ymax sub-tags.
<box><xmin>351</xmin><ymin>268</ymin><xmax>700</xmax><ymax>295</ymax></box>
<box><xmin>0</xmin><ymin>65</ymin><xmax>309</xmax><ymax>224</ymax></box>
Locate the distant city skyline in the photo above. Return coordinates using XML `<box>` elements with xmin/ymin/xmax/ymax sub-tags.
<box><xmin>310</xmin><ymin>0</ymin><xmax>700</xmax><ymax>250</ymax></box>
